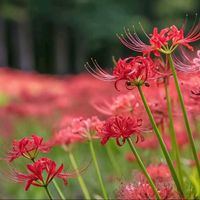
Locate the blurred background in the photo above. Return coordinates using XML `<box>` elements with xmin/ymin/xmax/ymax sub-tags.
<box><xmin>0</xmin><ymin>0</ymin><xmax>199</xmax><ymax>74</ymax></box>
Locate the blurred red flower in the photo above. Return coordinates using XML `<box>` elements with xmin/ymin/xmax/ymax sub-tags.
<box><xmin>7</xmin><ymin>135</ymin><xmax>50</xmax><ymax>162</ymax></box>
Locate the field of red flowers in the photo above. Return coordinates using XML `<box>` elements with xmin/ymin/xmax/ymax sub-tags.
<box><xmin>0</xmin><ymin>21</ymin><xmax>200</xmax><ymax>200</ymax></box>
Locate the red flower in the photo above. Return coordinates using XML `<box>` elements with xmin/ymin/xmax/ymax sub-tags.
<box><xmin>150</xmin><ymin>27</ymin><xmax>170</xmax><ymax>50</ymax></box>
<box><xmin>117</xmin><ymin>182</ymin><xmax>181</xmax><ymax>200</ymax></box>
<box><xmin>168</xmin><ymin>24</ymin><xmax>200</xmax><ymax>51</ymax></box>
<box><xmin>14</xmin><ymin>157</ymin><xmax>72</xmax><ymax>190</ymax></box>
<box><xmin>118</xmin><ymin>20</ymin><xmax>200</xmax><ymax>56</ymax></box>
<box><xmin>7</xmin><ymin>135</ymin><xmax>50</xmax><ymax>162</ymax></box>
<box><xmin>113</xmin><ymin>56</ymin><xmax>155</xmax><ymax>90</ymax></box>
<box><xmin>117</xmin><ymin>164</ymin><xmax>182</xmax><ymax>200</ymax></box>
<box><xmin>97</xmin><ymin>115</ymin><xmax>143</xmax><ymax>146</ymax></box>
<box><xmin>85</xmin><ymin>56</ymin><xmax>155</xmax><ymax>91</ymax></box>
<box><xmin>92</xmin><ymin>93</ymin><xmax>141</xmax><ymax>116</ymax></box>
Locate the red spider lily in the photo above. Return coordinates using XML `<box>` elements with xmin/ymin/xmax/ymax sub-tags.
<box><xmin>49</xmin><ymin>116</ymin><xmax>103</xmax><ymax>147</ymax></box>
<box><xmin>150</xmin><ymin>27</ymin><xmax>170</xmax><ymax>50</ymax></box>
<box><xmin>117</xmin><ymin>164</ymin><xmax>181</xmax><ymax>200</ymax></box>
<box><xmin>118</xmin><ymin>20</ymin><xmax>200</xmax><ymax>56</ymax></box>
<box><xmin>85</xmin><ymin>56</ymin><xmax>156</xmax><ymax>91</ymax></box>
<box><xmin>117</xmin><ymin>182</ymin><xmax>181</xmax><ymax>200</ymax></box>
<box><xmin>113</xmin><ymin>56</ymin><xmax>155</xmax><ymax>90</ymax></box>
<box><xmin>92</xmin><ymin>93</ymin><xmax>141</xmax><ymax>116</ymax></box>
<box><xmin>173</xmin><ymin>48</ymin><xmax>200</xmax><ymax>72</ymax></box>
<box><xmin>7</xmin><ymin>135</ymin><xmax>50</xmax><ymax>162</ymax></box>
<box><xmin>150</xmin><ymin>24</ymin><xmax>200</xmax><ymax>53</ymax></box>
<box><xmin>49</xmin><ymin>127</ymin><xmax>84</xmax><ymax>147</ymax></box>
<box><xmin>145</xmin><ymin>164</ymin><xmax>171</xmax><ymax>183</ymax></box>
<box><xmin>13</xmin><ymin>157</ymin><xmax>73</xmax><ymax>190</ymax></box>
<box><xmin>96</xmin><ymin>115</ymin><xmax>143</xmax><ymax>146</ymax></box>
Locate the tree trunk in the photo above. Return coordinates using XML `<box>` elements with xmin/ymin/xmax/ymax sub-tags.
<box><xmin>0</xmin><ymin>18</ymin><xmax>8</xmax><ymax>66</ymax></box>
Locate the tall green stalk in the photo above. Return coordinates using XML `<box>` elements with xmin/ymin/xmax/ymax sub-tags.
<box><xmin>137</xmin><ymin>85</ymin><xmax>183</xmax><ymax>196</ymax></box>
<box><xmin>44</xmin><ymin>185</ymin><xmax>53</xmax><ymax>200</ymax></box>
<box><xmin>89</xmin><ymin>140</ymin><xmax>108</xmax><ymax>199</ymax></box>
<box><xmin>127</xmin><ymin>138</ymin><xmax>161</xmax><ymax>200</ymax></box>
<box><xmin>68</xmin><ymin>150</ymin><xmax>91</xmax><ymax>199</ymax></box>
<box><xmin>164</xmin><ymin>77</ymin><xmax>184</xmax><ymax>189</ymax></box>
<box><xmin>169</xmin><ymin>54</ymin><xmax>200</xmax><ymax>177</ymax></box>
<box><xmin>52</xmin><ymin>180</ymin><xmax>65</xmax><ymax>200</ymax></box>
<box><xmin>106</xmin><ymin>142</ymin><xmax>121</xmax><ymax>176</ymax></box>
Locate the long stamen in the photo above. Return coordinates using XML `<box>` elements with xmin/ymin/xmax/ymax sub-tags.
<box><xmin>84</xmin><ymin>59</ymin><xmax>116</xmax><ymax>81</ymax></box>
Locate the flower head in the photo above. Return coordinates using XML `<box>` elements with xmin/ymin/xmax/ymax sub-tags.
<box><xmin>49</xmin><ymin>116</ymin><xmax>102</xmax><ymax>147</ymax></box>
<box><xmin>117</xmin><ymin>182</ymin><xmax>181</xmax><ymax>200</ymax></box>
<box><xmin>7</xmin><ymin>135</ymin><xmax>50</xmax><ymax>162</ymax></box>
<box><xmin>92</xmin><ymin>93</ymin><xmax>141</xmax><ymax>116</ymax></box>
<box><xmin>117</xmin><ymin>164</ymin><xmax>181</xmax><ymax>200</ymax></box>
<box><xmin>97</xmin><ymin>115</ymin><xmax>143</xmax><ymax>146</ymax></box>
<box><xmin>113</xmin><ymin>56</ymin><xmax>155</xmax><ymax>90</ymax></box>
<box><xmin>118</xmin><ymin>20</ymin><xmax>200</xmax><ymax>56</ymax></box>
<box><xmin>14</xmin><ymin>157</ymin><xmax>72</xmax><ymax>190</ymax></box>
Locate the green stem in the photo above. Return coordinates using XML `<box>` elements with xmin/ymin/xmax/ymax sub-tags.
<box><xmin>52</xmin><ymin>179</ymin><xmax>65</xmax><ymax>200</ymax></box>
<box><xmin>137</xmin><ymin>85</ymin><xmax>183</xmax><ymax>196</ymax></box>
<box><xmin>89</xmin><ymin>140</ymin><xmax>108</xmax><ymax>199</ymax></box>
<box><xmin>68</xmin><ymin>150</ymin><xmax>91</xmax><ymax>200</ymax></box>
<box><xmin>127</xmin><ymin>138</ymin><xmax>161</xmax><ymax>200</ymax></box>
<box><xmin>169</xmin><ymin>54</ymin><xmax>200</xmax><ymax>177</ymax></box>
<box><xmin>164</xmin><ymin>77</ymin><xmax>184</xmax><ymax>189</ymax></box>
<box><xmin>106</xmin><ymin>142</ymin><xmax>121</xmax><ymax>176</ymax></box>
<box><xmin>44</xmin><ymin>186</ymin><xmax>53</xmax><ymax>200</ymax></box>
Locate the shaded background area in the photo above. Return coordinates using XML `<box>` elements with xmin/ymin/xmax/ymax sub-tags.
<box><xmin>0</xmin><ymin>0</ymin><xmax>200</xmax><ymax>74</ymax></box>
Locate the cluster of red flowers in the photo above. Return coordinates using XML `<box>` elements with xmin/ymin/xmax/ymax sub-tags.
<box><xmin>117</xmin><ymin>164</ymin><xmax>181</xmax><ymax>200</ymax></box>
<box><xmin>5</xmin><ymin>135</ymin><xmax>72</xmax><ymax>191</ymax></box>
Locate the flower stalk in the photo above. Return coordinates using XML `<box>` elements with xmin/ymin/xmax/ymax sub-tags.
<box><xmin>106</xmin><ymin>142</ymin><xmax>121</xmax><ymax>176</ymax></box>
<box><xmin>169</xmin><ymin>54</ymin><xmax>200</xmax><ymax>178</ymax></box>
<box><xmin>88</xmin><ymin>139</ymin><xmax>108</xmax><ymax>199</ymax></box>
<box><xmin>52</xmin><ymin>180</ymin><xmax>65</xmax><ymax>200</ymax></box>
<box><xmin>44</xmin><ymin>185</ymin><xmax>53</xmax><ymax>200</ymax></box>
<box><xmin>164</xmin><ymin>77</ymin><xmax>184</xmax><ymax>189</ymax></box>
<box><xmin>137</xmin><ymin>85</ymin><xmax>184</xmax><ymax>196</ymax></box>
<box><xmin>68</xmin><ymin>150</ymin><xmax>91</xmax><ymax>200</ymax></box>
<box><xmin>127</xmin><ymin>138</ymin><xmax>161</xmax><ymax>200</ymax></box>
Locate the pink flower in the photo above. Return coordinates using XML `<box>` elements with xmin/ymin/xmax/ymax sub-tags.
<box><xmin>117</xmin><ymin>164</ymin><xmax>182</xmax><ymax>200</ymax></box>
<box><xmin>7</xmin><ymin>135</ymin><xmax>50</xmax><ymax>162</ymax></box>
<box><xmin>97</xmin><ymin>115</ymin><xmax>143</xmax><ymax>146</ymax></box>
<box><xmin>173</xmin><ymin>49</ymin><xmax>200</xmax><ymax>72</ymax></box>
<box><xmin>117</xmin><ymin>27</ymin><xmax>153</xmax><ymax>55</ymax></box>
<box><xmin>14</xmin><ymin>157</ymin><xmax>72</xmax><ymax>190</ymax></box>
<box><xmin>49</xmin><ymin>116</ymin><xmax>103</xmax><ymax>147</ymax></box>
<box><xmin>117</xmin><ymin>182</ymin><xmax>181</xmax><ymax>200</ymax></box>
<box><xmin>92</xmin><ymin>93</ymin><xmax>141</xmax><ymax>116</ymax></box>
